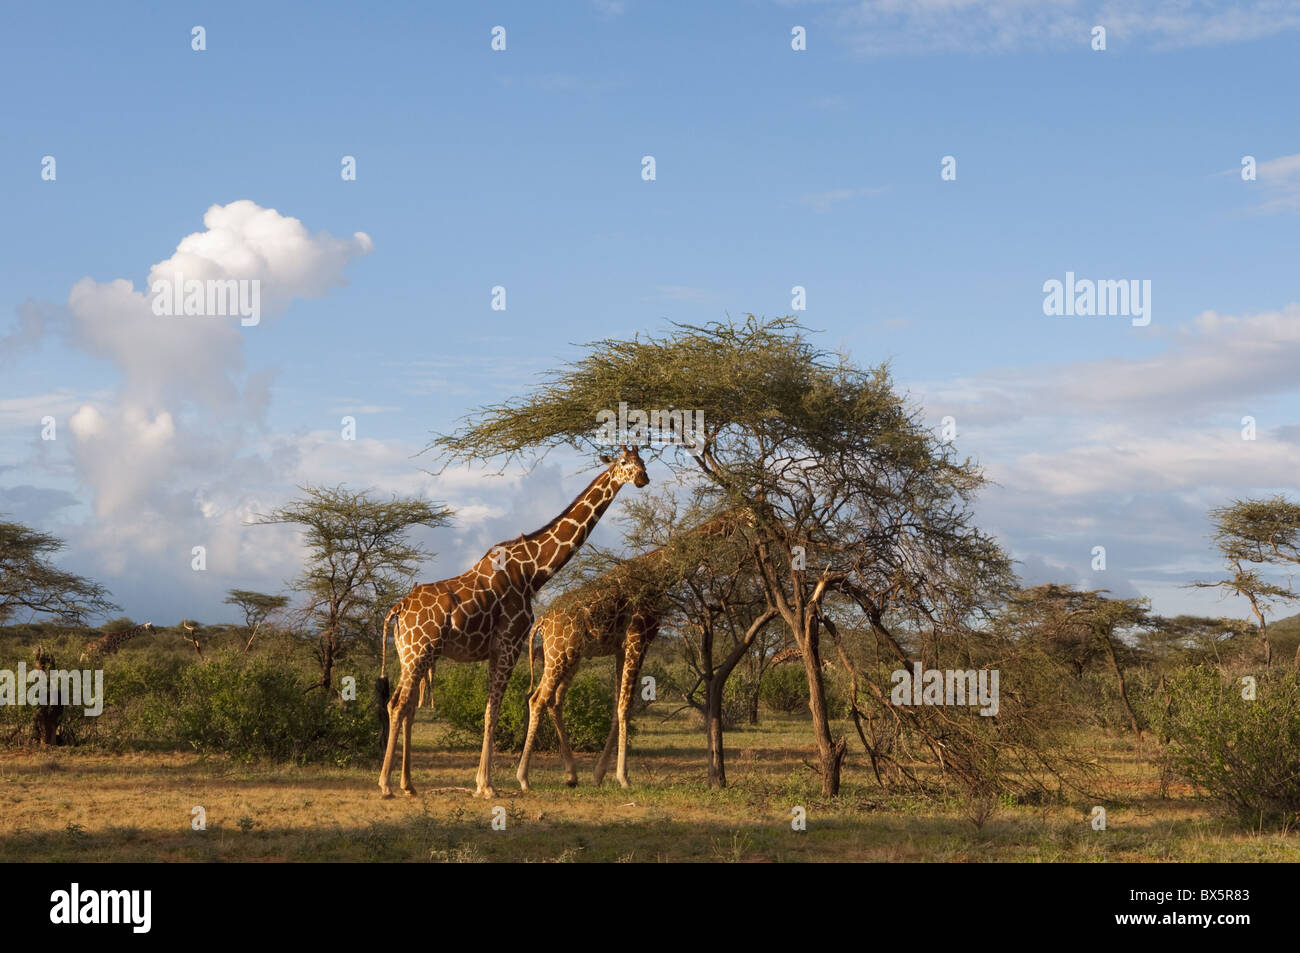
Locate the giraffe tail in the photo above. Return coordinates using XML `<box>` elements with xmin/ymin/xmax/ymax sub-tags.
<box><xmin>527</xmin><ymin>617</ymin><xmax>543</xmax><ymax>699</ymax></box>
<box><xmin>376</xmin><ymin>599</ymin><xmax>403</xmax><ymax>705</ymax></box>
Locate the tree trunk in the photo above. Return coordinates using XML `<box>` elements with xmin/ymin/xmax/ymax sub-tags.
<box><xmin>1099</xmin><ymin>628</ymin><xmax>1140</xmax><ymax>736</ymax></box>
<box><xmin>320</xmin><ymin>633</ymin><xmax>335</xmax><ymax>693</ymax></box>
<box><xmin>799</xmin><ymin>613</ymin><xmax>846</xmax><ymax>796</ymax></box>
<box><xmin>705</xmin><ymin>680</ymin><xmax>726</xmax><ymax>788</ymax></box>
<box><xmin>32</xmin><ymin>647</ymin><xmax>61</xmax><ymax>746</ymax></box>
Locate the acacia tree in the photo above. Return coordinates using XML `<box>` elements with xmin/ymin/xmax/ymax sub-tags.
<box><xmin>255</xmin><ymin>486</ymin><xmax>453</xmax><ymax>692</ymax></box>
<box><xmin>1002</xmin><ymin>585</ymin><xmax>1149</xmax><ymax>736</ymax></box>
<box><xmin>224</xmin><ymin>589</ymin><xmax>290</xmax><ymax>634</ymax></box>
<box><xmin>428</xmin><ymin>316</ymin><xmax>1007</xmax><ymax>795</ymax></box>
<box><xmin>0</xmin><ymin>518</ymin><xmax>118</xmax><ymax>624</ymax></box>
<box><xmin>1194</xmin><ymin>496</ymin><xmax>1300</xmax><ymax>669</ymax></box>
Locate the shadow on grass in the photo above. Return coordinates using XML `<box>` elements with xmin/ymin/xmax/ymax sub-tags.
<box><xmin>6</xmin><ymin>798</ymin><xmax>1296</xmax><ymax>863</ymax></box>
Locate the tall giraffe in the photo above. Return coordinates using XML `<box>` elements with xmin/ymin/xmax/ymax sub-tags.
<box><xmin>79</xmin><ymin>622</ymin><xmax>153</xmax><ymax>662</ymax></box>
<box><xmin>516</xmin><ymin>508</ymin><xmax>748</xmax><ymax>791</ymax></box>
<box><xmin>377</xmin><ymin>446</ymin><xmax>649</xmax><ymax>799</ymax></box>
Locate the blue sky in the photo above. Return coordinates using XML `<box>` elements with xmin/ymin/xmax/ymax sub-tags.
<box><xmin>2</xmin><ymin>0</ymin><xmax>1299</xmax><ymax>626</ymax></box>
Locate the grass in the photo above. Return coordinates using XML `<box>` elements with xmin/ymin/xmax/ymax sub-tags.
<box><xmin>2</xmin><ymin>709</ymin><xmax>1298</xmax><ymax>862</ymax></box>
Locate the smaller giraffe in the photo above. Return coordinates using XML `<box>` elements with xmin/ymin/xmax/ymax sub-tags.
<box><xmin>80</xmin><ymin>622</ymin><xmax>153</xmax><ymax>662</ymax></box>
<box><xmin>517</xmin><ymin>508</ymin><xmax>748</xmax><ymax>791</ymax></box>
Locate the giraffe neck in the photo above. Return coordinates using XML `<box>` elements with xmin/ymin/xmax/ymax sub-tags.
<box><xmin>518</xmin><ymin>468</ymin><xmax>622</xmax><ymax>592</ymax></box>
<box><xmin>89</xmin><ymin>622</ymin><xmax>152</xmax><ymax>656</ymax></box>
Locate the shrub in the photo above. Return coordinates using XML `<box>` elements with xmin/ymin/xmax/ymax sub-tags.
<box><xmin>430</xmin><ymin>661</ymin><xmax>614</xmax><ymax>752</ymax></box>
<box><xmin>721</xmin><ymin>672</ymin><xmax>756</xmax><ymax>729</ymax></box>
<box><xmin>0</xmin><ymin>648</ymin><xmax>381</xmax><ymax>764</ymax></box>
<box><xmin>1149</xmin><ymin>666</ymin><xmax>1300</xmax><ymax>828</ymax></box>
<box><xmin>761</xmin><ymin>665</ymin><xmax>808</xmax><ymax>713</ymax></box>
<box><xmin>156</xmin><ymin>657</ymin><xmax>380</xmax><ymax>765</ymax></box>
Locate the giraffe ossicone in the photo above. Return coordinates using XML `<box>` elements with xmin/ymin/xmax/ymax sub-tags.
<box><xmin>377</xmin><ymin>446</ymin><xmax>650</xmax><ymax>799</ymax></box>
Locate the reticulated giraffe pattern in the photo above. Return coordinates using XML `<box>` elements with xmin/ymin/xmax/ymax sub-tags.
<box><xmin>79</xmin><ymin>622</ymin><xmax>153</xmax><ymax>662</ymax></box>
<box><xmin>377</xmin><ymin>446</ymin><xmax>649</xmax><ymax>799</ymax></box>
<box><xmin>517</xmin><ymin>508</ymin><xmax>748</xmax><ymax>791</ymax></box>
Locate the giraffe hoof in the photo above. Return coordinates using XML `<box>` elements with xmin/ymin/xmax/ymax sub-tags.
<box><xmin>402</xmin><ymin>786</ymin><xmax>417</xmax><ymax>798</ymax></box>
<box><xmin>565</xmin><ymin>779</ymin><xmax>578</xmax><ymax>788</ymax></box>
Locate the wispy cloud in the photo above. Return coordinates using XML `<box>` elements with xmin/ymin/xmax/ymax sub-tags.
<box><xmin>329</xmin><ymin>403</ymin><xmax>402</xmax><ymax>415</ymax></box>
<box><xmin>800</xmin><ymin>186</ymin><xmax>887</xmax><ymax>212</ymax></box>
<box><xmin>906</xmin><ymin>302</ymin><xmax>1300</xmax><ymax>615</ymax></box>
<box><xmin>831</xmin><ymin>0</ymin><xmax>1300</xmax><ymax>57</ymax></box>
<box><xmin>1249</xmin><ymin>153</ymin><xmax>1300</xmax><ymax>214</ymax></box>
<box><xmin>653</xmin><ymin>285</ymin><xmax>720</xmax><ymax>303</ymax></box>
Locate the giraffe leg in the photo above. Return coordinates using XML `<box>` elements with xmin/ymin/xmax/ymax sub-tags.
<box><xmin>400</xmin><ymin>657</ymin><xmax>433</xmax><ymax>796</ymax></box>
<box><xmin>476</xmin><ymin>626</ymin><xmax>527</xmax><ymax>799</ymax></box>
<box><xmin>594</xmin><ymin>645</ymin><xmax>624</xmax><ymax>786</ymax></box>
<box><xmin>379</xmin><ymin>666</ymin><xmax>418</xmax><ymax>798</ymax></box>
<box><xmin>517</xmin><ymin>657</ymin><xmax>559</xmax><ymax>792</ymax></box>
<box><xmin>613</xmin><ymin>625</ymin><xmax>651</xmax><ymax>789</ymax></box>
<box><xmin>550</xmin><ymin>670</ymin><xmax>579</xmax><ymax>787</ymax></box>
<box><xmin>417</xmin><ymin>662</ymin><xmax>437</xmax><ymax>709</ymax></box>
<box><xmin>400</xmin><ymin>703</ymin><xmax>417</xmax><ymax>796</ymax></box>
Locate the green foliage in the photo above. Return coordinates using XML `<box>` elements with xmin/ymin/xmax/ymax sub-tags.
<box><xmin>0</xmin><ymin>645</ymin><xmax>381</xmax><ymax>765</ymax></box>
<box><xmin>1149</xmin><ymin>666</ymin><xmax>1300</xmax><ymax>828</ymax></box>
<box><xmin>0</xmin><ymin>519</ymin><xmax>119</xmax><ymax>624</ymax></box>
<box><xmin>761</xmin><ymin>665</ymin><xmax>808</xmax><ymax>713</ymax></box>
<box><xmin>720</xmin><ymin>672</ymin><xmax>755</xmax><ymax>729</ymax></box>
<box><xmin>430</xmin><ymin>662</ymin><xmax>615</xmax><ymax>752</ymax></box>
<box><xmin>156</xmin><ymin>657</ymin><xmax>380</xmax><ymax>764</ymax></box>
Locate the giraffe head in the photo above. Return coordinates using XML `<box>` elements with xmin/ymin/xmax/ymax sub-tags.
<box><xmin>601</xmin><ymin>445</ymin><xmax>649</xmax><ymax>488</ymax></box>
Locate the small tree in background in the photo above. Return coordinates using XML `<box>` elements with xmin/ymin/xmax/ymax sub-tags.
<box><xmin>254</xmin><ymin>485</ymin><xmax>453</xmax><ymax>692</ymax></box>
<box><xmin>224</xmin><ymin>589</ymin><xmax>290</xmax><ymax>636</ymax></box>
<box><xmin>1003</xmin><ymin>585</ymin><xmax>1149</xmax><ymax>736</ymax></box>
<box><xmin>0</xmin><ymin>518</ymin><xmax>118</xmax><ymax>624</ymax></box>
<box><xmin>1194</xmin><ymin>496</ymin><xmax>1300</xmax><ymax>669</ymax></box>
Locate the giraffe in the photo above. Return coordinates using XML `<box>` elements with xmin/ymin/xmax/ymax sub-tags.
<box><xmin>377</xmin><ymin>445</ymin><xmax>650</xmax><ymax>799</ymax></box>
<box><xmin>516</xmin><ymin>508</ymin><xmax>748</xmax><ymax>791</ymax></box>
<box><xmin>79</xmin><ymin>622</ymin><xmax>153</xmax><ymax>662</ymax></box>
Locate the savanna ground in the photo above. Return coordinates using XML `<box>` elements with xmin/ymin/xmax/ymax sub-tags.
<box><xmin>4</xmin><ymin>707</ymin><xmax>1298</xmax><ymax>863</ymax></box>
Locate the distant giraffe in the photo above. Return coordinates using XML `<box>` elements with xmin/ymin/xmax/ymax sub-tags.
<box><xmin>80</xmin><ymin>622</ymin><xmax>153</xmax><ymax>662</ymax></box>
<box><xmin>377</xmin><ymin>446</ymin><xmax>649</xmax><ymax>799</ymax></box>
<box><xmin>517</xmin><ymin>508</ymin><xmax>748</xmax><ymax>791</ymax></box>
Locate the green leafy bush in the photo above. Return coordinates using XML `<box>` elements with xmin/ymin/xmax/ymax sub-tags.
<box><xmin>430</xmin><ymin>661</ymin><xmax>614</xmax><ymax>752</ymax></box>
<box><xmin>0</xmin><ymin>648</ymin><xmax>381</xmax><ymax>765</ymax></box>
<box><xmin>155</xmin><ymin>657</ymin><xmax>380</xmax><ymax>765</ymax></box>
<box><xmin>761</xmin><ymin>665</ymin><xmax>808</xmax><ymax>713</ymax></box>
<box><xmin>1149</xmin><ymin>666</ymin><xmax>1300</xmax><ymax>827</ymax></box>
